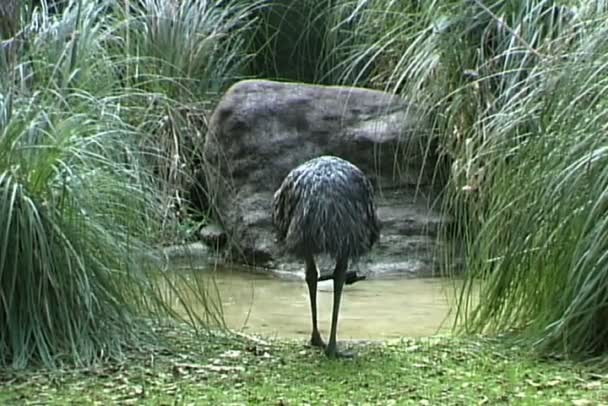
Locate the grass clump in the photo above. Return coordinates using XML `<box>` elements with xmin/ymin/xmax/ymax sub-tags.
<box><xmin>438</xmin><ymin>2</ymin><xmax>608</xmax><ymax>359</ymax></box>
<box><xmin>343</xmin><ymin>0</ymin><xmax>608</xmax><ymax>359</ymax></box>
<box><xmin>112</xmin><ymin>0</ymin><xmax>263</xmax><ymax>232</ymax></box>
<box><xmin>0</xmin><ymin>85</ymin><xmax>163</xmax><ymax>368</ymax></box>
<box><xmin>0</xmin><ymin>0</ymin><xmax>262</xmax><ymax>368</ymax></box>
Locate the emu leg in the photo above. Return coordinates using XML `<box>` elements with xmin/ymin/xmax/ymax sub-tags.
<box><xmin>305</xmin><ymin>255</ymin><xmax>325</xmax><ymax>348</ymax></box>
<box><xmin>325</xmin><ymin>257</ymin><xmax>353</xmax><ymax>358</ymax></box>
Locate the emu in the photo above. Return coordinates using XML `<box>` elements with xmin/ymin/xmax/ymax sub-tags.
<box><xmin>272</xmin><ymin>156</ymin><xmax>380</xmax><ymax>358</ymax></box>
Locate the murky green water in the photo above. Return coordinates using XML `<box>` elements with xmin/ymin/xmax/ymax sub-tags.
<box><xmin>165</xmin><ymin>266</ymin><xmax>460</xmax><ymax>340</ymax></box>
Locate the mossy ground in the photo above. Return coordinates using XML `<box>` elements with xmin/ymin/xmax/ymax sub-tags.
<box><xmin>1</xmin><ymin>323</ymin><xmax>607</xmax><ymax>405</ymax></box>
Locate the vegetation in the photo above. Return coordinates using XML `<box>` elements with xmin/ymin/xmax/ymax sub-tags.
<box><xmin>2</xmin><ymin>0</ymin><xmax>608</xmax><ymax>394</ymax></box>
<box><xmin>400</xmin><ymin>1</ymin><xmax>608</xmax><ymax>359</ymax></box>
<box><xmin>250</xmin><ymin>0</ymin><xmax>600</xmax><ymax>357</ymax></box>
<box><xmin>0</xmin><ymin>0</ymin><xmax>260</xmax><ymax>368</ymax></box>
<box><xmin>2</xmin><ymin>325</ymin><xmax>608</xmax><ymax>405</ymax></box>
<box><xmin>251</xmin><ymin>0</ymin><xmax>608</xmax><ymax>360</ymax></box>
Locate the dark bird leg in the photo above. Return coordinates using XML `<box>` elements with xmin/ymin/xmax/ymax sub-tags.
<box><xmin>305</xmin><ymin>255</ymin><xmax>325</xmax><ymax>349</ymax></box>
<box><xmin>325</xmin><ymin>257</ymin><xmax>353</xmax><ymax>358</ymax></box>
<box><xmin>345</xmin><ymin>272</ymin><xmax>366</xmax><ymax>285</ymax></box>
<box><xmin>318</xmin><ymin>270</ymin><xmax>366</xmax><ymax>285</ymax></box>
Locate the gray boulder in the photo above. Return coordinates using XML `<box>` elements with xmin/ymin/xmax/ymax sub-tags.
<box><xmin>202</xmin><ymin>79</ymin><xmax>448</xmax><ymax>278</ymax></box>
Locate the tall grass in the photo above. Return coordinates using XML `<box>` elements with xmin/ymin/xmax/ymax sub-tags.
<box><xmin>0</xmin><ymin>81</ymin><xmax>165</xmax><ymax>368</ymax></box>
<box><xmin>433</xmin><ymin>1</ymin><xmax>608</xmax><ymax>359</ymax></box>
<box><xmin>247</xmin><ymin>0</ymin><xmax>394</xmax><ymax>85</ymax></box>
<box><xmin>334</xmin><ymin>0</ymin><xmax>608</xmax><ymax>358</ymax></box>
<box><xmin>0</xmin><ymin>0</ymin><xmax>260</xmax><ymax>368</ymax></box>
<box><xmin>450</xmin><ymin>3</ymin><xmax>608</xmax><ymax>357</ymax></box>
<box><xmin>112</xmin><ymin>0</ymin><xmax>263</xmax><ymax>229</ymax></box>
<box><xmin>248</xmin><ymin>0</ymin><xmax>332</xmax><ymax>83</ymax></box>
<box><xmin>120</xmin><ymin>0</ymin><xmax>260</xmax><ymax>97</ymax></box>
<box><xmin>246</xmin><ymin>0</ymin><xmax>443</xmax><ymax>88</ymax></box>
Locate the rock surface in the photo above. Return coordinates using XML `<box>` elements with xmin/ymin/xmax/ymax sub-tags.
<box><xmin>161</xmin><ymin>242</ymin><xmax>211</xmax><ymax>262</ymax></box>
<box><xmin>201</xmin><ymin>79</ymin><xmax>448</xmax><ymax>278</ymax></box>
<box><xmin>198</xmin><ymin>224</ymin><xmax>227</xmax><ymax>249</ymax></box>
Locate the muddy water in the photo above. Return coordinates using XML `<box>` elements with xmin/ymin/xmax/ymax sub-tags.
<box><xmin>167</xmin><ymin>266</ymin><xmax>460</xmax><ymax>340</ymax></box>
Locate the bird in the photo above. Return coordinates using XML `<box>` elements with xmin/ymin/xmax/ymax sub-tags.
<box><xmin>272</xmin><ymin>155</ymin><xmax>380</xmax><ymax>358</ymax></box>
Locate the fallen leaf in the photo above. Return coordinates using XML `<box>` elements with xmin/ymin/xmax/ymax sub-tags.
<box><xmin>546</xmin><ymin>378</ymin><xmax>565</xmax><ymax>387</ymax></box>
<box><xmin>220</xmin><ymin>350</ymin><xmax>242</xmax><ymax>359</ymax></box>
<box><xmin>203</xmin><ymin>365</ymin><xmax>245</xmax><ymax>374</ymax></box>
<box><xmin>579</xmin><ymin>381</ymin><xmax>602</xmax><ymax>390</ymax></box>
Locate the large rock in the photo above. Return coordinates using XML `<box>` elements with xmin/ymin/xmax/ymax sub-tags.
<box><xmin>201</xmin><ymin>79</ymin><xmax>448</xmax><ymax>278</ymax></box>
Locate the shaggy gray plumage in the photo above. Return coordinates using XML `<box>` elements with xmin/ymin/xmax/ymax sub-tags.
<box><xmin>272</xmin><ymin>156</ymin><xmax>380</xmax><ymax>262</ymax></box>
<box><xmin>272</xmin><ymin>155</ymin><xmax>381</xmax><ymax>358</ymax></box>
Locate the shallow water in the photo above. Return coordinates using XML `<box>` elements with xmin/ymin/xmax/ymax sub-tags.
<box><xmin>166</xmin><ymin>266</ymin><xmax>460</xmax><ymax>340</ymax></box>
